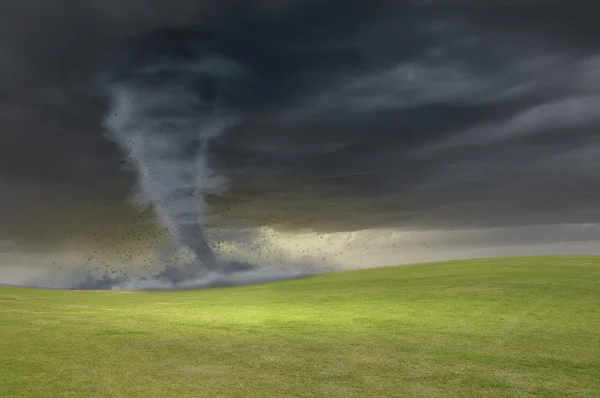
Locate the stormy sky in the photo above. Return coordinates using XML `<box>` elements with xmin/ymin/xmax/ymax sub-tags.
<box><xmin>2</xmin><ymin>0</ymin><xmax>600</xmax><ymax>264</ymax></box>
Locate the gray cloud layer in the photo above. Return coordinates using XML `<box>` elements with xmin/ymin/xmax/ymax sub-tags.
<box><xmin>1</xmin><ymin>1</ymin><xmax>600</xmax><ymax>251</ymax></box>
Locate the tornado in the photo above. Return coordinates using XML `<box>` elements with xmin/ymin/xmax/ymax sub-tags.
<box><xmin>104</xmin><ymin>29</ymin><xmax>247</xmax><ymax>272</ymax></box>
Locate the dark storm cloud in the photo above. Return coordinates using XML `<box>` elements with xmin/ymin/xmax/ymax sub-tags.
<box><xmin>1</xmin><ymin>0</ymin><xmax>600</xmax><ymax>250</ymax></box>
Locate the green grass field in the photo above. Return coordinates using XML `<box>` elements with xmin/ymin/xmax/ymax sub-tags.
<box><xmin>1</xmin><ymin>256</ymin><xmax>599</xmax><ymax>397</ymax></box>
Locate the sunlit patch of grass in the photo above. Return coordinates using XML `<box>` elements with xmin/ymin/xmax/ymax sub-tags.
<box><xmin>0</xmin><ymin>256</ymin><xmax>599</xmax><ymax>397</ymax></box>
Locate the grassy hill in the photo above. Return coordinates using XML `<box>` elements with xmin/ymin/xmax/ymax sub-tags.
<box><xmin>1</xmin><ymin>256</ymin><xmax>599</xmax><ymax>397</ymax></box>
